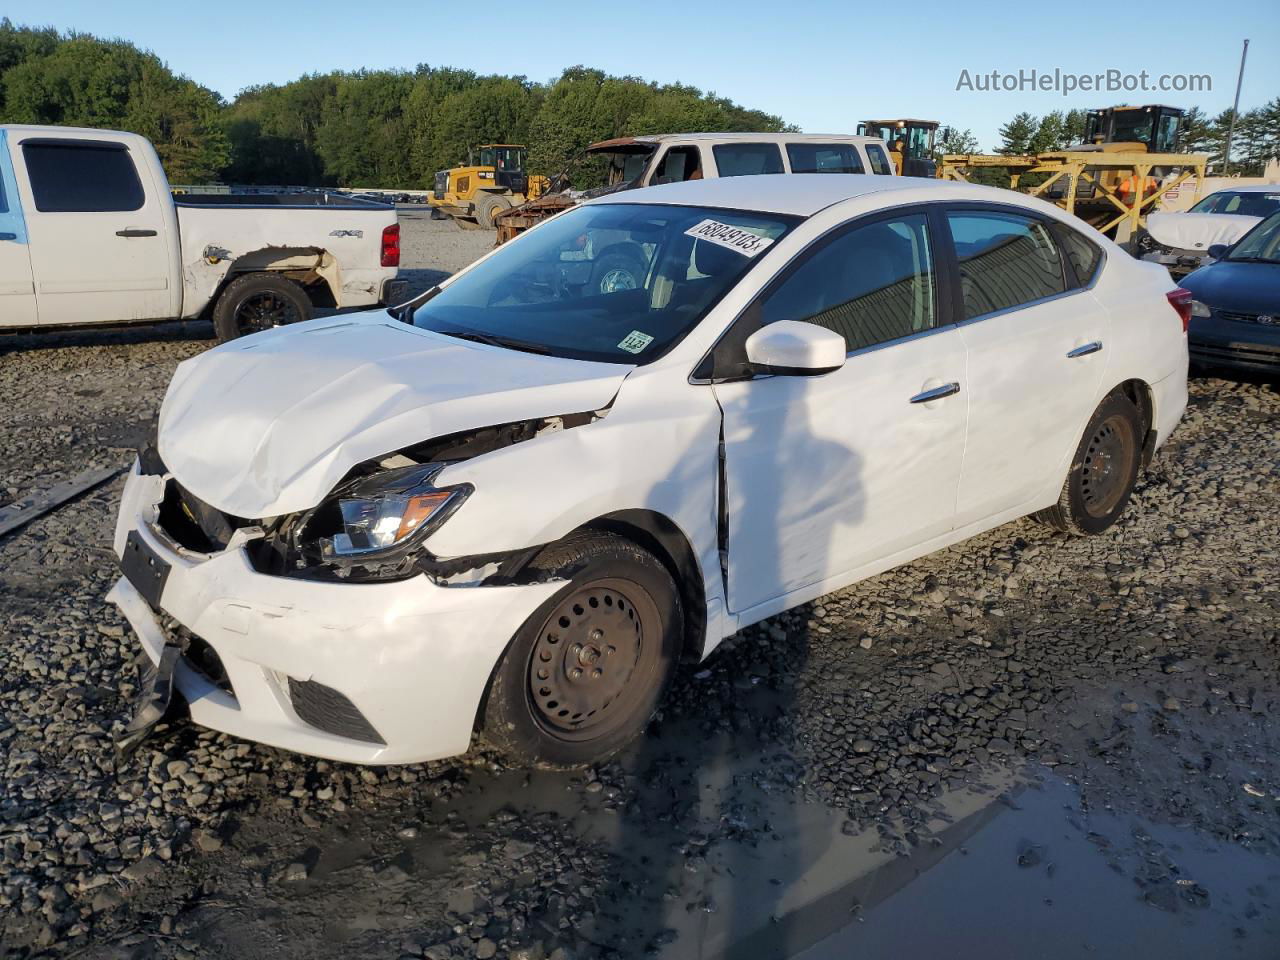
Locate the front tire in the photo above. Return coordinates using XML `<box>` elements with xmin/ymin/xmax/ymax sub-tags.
<box><xmin>482</xmin><ymin>532</ymin><xmax>682</xmax><ymax>768</ymax></box>
<box><xmin>212</xmin><ymin>273</ymin><xmax>311</xmax><ymax>342</ymax></box>
<box><xmin>475</xmin><ymin>193</ymin><xmax>512</xmax><ymax>229</ymax></box>
<box><xmin>1036</xmin><ymin>391</ymin><xmax>1143</xmax><ymax>535</ymax></box>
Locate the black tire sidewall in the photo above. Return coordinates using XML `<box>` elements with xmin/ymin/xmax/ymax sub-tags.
<box><xmin>1064</xmin><ymin>393</ymin><xmax>1142</xmax><ymax>535</ymax></box>
<box><xmin>477</xmin><ymin>194</ymin><xmax>510</xmax><ymax>229</ymax></box>
<box><xmin>484</xmin><ymin>537</ymin><xmax>681</xmax><ymax>767</ymax></box>
<box><xmin>212</xmin><ymin>274</ymin><xmax>311</xmax><ymax>342</ymax></box>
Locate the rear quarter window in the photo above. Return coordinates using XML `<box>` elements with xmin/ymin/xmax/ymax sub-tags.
<box><xmin>866</xmin><ymin>145</ymin><xmax>894</xmax><ymax>176</ymax></box>
<box><xmin>1056</xmin><ymin>225</ymin><xmax>1103</xmax><ymax>287</ymax></box>
<box><xmin>712</xmin><ymin>143</ymin><xmax>784</xmax><ymax>177</ymax></box>
<box><xmin>22</xmin><ymin>142</ymin><xmax>146</xmax><ymax>213</ymax></box>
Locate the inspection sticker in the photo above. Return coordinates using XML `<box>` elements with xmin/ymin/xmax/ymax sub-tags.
<box><xmin>684</xmin><ymin>219</ymin><xmax>775</xmax><ymax>257</ymax></box>
<box><xmin>618</xmin><ymin>330</ymin><xmax>655</xmax><ymax>354</ymax></box>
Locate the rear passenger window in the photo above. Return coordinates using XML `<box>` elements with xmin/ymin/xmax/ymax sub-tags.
<box><xmin>866</xmin><ymin>146</ymin><xmax>894</xmax><ymax>176</ymax></box>
<box><xmin>712</xmin><ymin>143</ymin><xmax>784</xmax><ymax>177</ymax></box>
<box><xmin>946</xmin><ymin>212</ymin><xmax>1066</xmax><ymax>319</ymax></box>
<box><xmin>22</xmin><ymin>142</ymin><xmax>145</xmax><ymax>213</ymax></box>
<box><xmin>1057</xmin><ymin>225</ymin><xmax>1103</xmax><ymax>287</ymax></box>
<box><xmin>786</xmin><ymin>144</ymin><xmax>864</xmax><ymax>174</ymax></box>
<box><xmin>759</xmin><ymin>213</ymin><xmax>936</xmax><ymax>352</ymax></box>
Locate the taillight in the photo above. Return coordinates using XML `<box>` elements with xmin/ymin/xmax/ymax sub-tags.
<box><xmin>381</xmin><ymin>223</ymin><xmax>401</xmax><ymax>268</ymax></box>
<box><xmin>1166</xmin><ymin>287</ymin><xmax>1192</xmax><ymax>334</ymax></box>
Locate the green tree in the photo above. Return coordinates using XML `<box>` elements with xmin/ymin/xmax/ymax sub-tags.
<box><xmin>996</xmin><ymin>111</ymin><xmax>1037</xmax><ymax>154</ymax></box>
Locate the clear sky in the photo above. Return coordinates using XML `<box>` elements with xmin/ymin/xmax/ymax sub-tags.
<box><xmin>6</xmin><ymin>0</ymin><xmax>1278</xmax><ymax>150</ymax></box>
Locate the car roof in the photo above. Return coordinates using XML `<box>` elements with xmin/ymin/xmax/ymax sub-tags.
<box><xmin>592</xmin><ymin>173</ymin><xmax>985</xmax><ymax>217</ymax></box>
<box><xmin>1209</xmin><ymin>184</ymin><xmax>1280</xmax><ymax>194</ymax></box>
<box><xmin>589</xmin><ymin>132</ymin><xmax>881</xmax><ymax>150</ymax></box>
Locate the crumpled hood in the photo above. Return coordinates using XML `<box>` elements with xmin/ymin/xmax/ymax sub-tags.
<box><xmin>1146</xmin><ymin>211</ymin><xmax>1261</xmax><ymax>251</ymax></box>
<box><xmin>157</xmin><ymin>313</ymin><xmax>632</xmax><ymax>518</ymax></box>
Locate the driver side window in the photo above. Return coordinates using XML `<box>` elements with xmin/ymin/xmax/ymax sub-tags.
<box><xmin>759</xmin><ymin>213</ymin><xmax>937</xmax><ymax>353</ymax></box>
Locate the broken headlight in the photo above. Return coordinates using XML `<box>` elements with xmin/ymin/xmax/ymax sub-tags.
<box><xmin>317</xmin><ymin>463</ymin><xmax>471</xmax><ymax>559</ymax></box>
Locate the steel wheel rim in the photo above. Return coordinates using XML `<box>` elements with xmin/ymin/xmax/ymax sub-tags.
<box><xmin>527</xmin><ymin>577</ymin><xmax>659</xmax><ymax>741</ymax></box>
<box><xmin>598</xmin><ymin>268</ymin><xmax>638</xmax><ymax>294</ymax></box>
<box><xmin>236</xmin><ymin>291</ymin><xmax>299</xmax><ymax>333</ymax></box>
<box><xmin>1080</xmin><ymin>413</ymin><xmax>1135</xmax><ymax>517</ymax></box>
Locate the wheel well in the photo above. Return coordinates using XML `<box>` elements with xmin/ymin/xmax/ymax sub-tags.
<box><xmin>1113</xmin><ymin>378</ymin><xmax>1155</xmax><ymax>465</ymax></box>
<box><xmin>581</xmin><ymin>510</ymin><xmax>707</xmax><ymax>664</ymax></box>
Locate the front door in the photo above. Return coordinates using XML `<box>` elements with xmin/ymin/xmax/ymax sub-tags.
<box><xmin>715</xmin><ymin>211</ymin><xmax>967</xmax><ymax>616</ymax></box>
<box><xmin>0</xmin><ymin>130</ymin><xmax>37</xmax><ymax>327</ymax></box>
<box><xmin>13</xmin><ymin>135</ymin><xmax>174</xmax><ymax>325</ymax></box>
<box><xmin>945</xmin><ymin>207</ymin><xmax>1110</xmax><ymax>524</ymax></box>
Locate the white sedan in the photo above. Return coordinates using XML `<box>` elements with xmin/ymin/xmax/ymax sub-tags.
<box><xmin>109</xmin><ymin>175</ymin><xmax>1189</xmax><ymax>767</ymax></box>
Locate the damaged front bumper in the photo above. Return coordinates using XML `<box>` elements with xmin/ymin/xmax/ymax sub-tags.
<box><xmin>108</xmin><ymin>461</ymin><xmax>560</xmax><ymax>764</ymax></box>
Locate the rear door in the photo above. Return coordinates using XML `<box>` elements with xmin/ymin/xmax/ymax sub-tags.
<box><xmin>0</xmin><ymin>130</ymin><xmax>37</xmax><ymax>327</ymax></box>
<box><xmin>945</xmin><ymin>205</ymin><xmax>1109</xmax><ymax>525</ymax></box>
<box><xmin>14</xmin><ymin>134</ymin><xmax>174</xmax><ymax>325</ymax></box>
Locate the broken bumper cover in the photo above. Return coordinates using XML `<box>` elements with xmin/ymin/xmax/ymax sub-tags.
<box><xmin>108</xmin><ymin>462</ymin><xmax>560</xmax><ymax>765</ymax></box>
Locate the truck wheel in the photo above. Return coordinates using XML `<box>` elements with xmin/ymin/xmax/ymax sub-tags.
<box><xmin>482</xmin><ymin>532</ymin><xmax>682</xmax><ymax>768</ymax></box>
<box><xmin>212</xmin><ymin>273</ymin><xmax>312</xmax><ymax>342</ymax></box>
<box><xmin>476</xmin><ymin>194</ymin><xmax>512</xmax><ymax>229</ymax></box>
<box><xmin>1035</xmin><ymin>392</ymin><xmax>1142</xmax><ymax>536</ymax></box>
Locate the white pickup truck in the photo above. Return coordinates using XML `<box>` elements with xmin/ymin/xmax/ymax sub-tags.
<box><xmin>0</xmin><ymin>125</ymin><xmax>407</xmax><ymax>340</ymax></box>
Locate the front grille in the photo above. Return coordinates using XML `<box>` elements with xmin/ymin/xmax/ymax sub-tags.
<box><xmin>156</xmin><ymin>480</ymin><xmax>245</xmax><ymax>553</ymax></box>
<box><xmin>288</xmin><ymin>678</ymin><xmax>385</xmax><ymax>744</ymax></box>
<box><xmin>433</xmin><ymin>170</ymin><xmax>447</xmax><ymax>199</ymax></box>
<box><xmin>1219</xmin><ymin>310</ymin><xmax>1278</xmax><ymax>327</ymax></box>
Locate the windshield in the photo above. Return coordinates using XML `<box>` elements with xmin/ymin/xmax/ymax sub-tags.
<box><xmin>1225</xmin><ymin>211</ymin><xmax>1280</xmax><ymax>263</ymax></box>
<box><xmin>412</xmin><ymin>203</ymin><xmax>795</xmax><ymax>364</ymax></box>
<box><xmin>1111</xmin><ymin>111</ymin><xmax>1154</xmax><ymax>145</ymax></box>
<box><xmin>1190</xmin><ymin>191</ymin><xmax>1280</xmax><ymax>218</ymax></box>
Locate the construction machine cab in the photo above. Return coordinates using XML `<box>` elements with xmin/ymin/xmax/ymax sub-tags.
<box><xmin>856</xmin><ymin>119</ymin><xmax>940</xmax><ymax>177</ymax></box>
<box><xmin>1083</xmin><ymin>106</ymin><xmax>1183</xmax><ymax>153</ymax></box>
<box><xmin>473</xmin><ymin>144</ymin><xmax>529</xmax><ymax>194</ymax></box>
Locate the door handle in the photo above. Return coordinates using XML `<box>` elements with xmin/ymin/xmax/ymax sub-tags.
<box><xmin>115</xmin><ymin>229</ymin><xmax>158</xmax><ymax>238</ymax></box>
<box><xmin>0</xmin><ymin>232</ymin><xmax>16</xmax><ymax>241</ymax></box>
<box><xmin>1066</xmin><ymin>341</ymin><xmax>1103</xmax><ymax>358</ymax></box>
<box><xmin>909</xmin><ymin>382</ymin><xmax>961</xmax><ymax>404</ymax></box>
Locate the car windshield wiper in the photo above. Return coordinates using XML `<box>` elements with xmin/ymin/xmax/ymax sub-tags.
<box><xmin>442</xmin><ymin>329</ymin><xmax>553</xmax><ymax>355</ymax></box>
<box><xmin>1226</xmin><ymin>256</ymin><xmax>1280</xmax><ymax>264</ymax></box>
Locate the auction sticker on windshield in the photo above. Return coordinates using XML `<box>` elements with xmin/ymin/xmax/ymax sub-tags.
<box><xmin>618</xmin><ymin>330</ymin><xmax>655</xmax><ymax>354</ymax></box>
<box><xmin>684</xmin><ymin>219</ymin><xmax>775</xmax><ymax>257</ymax></box>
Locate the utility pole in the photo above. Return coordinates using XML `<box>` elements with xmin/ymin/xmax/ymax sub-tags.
<box><xmin>1223</xmin><ymin>38</ymin><xmax>1249</xmax><ymax>175</ymax></box>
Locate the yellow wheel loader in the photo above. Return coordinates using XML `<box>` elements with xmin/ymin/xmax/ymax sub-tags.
<box><xmin>428</xmin><ymin>145</ymin><xmax>550</xmax><ymax>228</ymax></box>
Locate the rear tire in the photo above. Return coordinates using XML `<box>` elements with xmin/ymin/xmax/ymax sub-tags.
<box><xmin>475</xmin><ymin>193</ymin><xmax>512</xmax><ymax>229</ymax></box>
<box><xmin>211</xmin><ymin>273</ymin><xmax>311</xmax><ymax>342</ymax></box>
<box><xmin>482</xmin><ymin>532</ymin><xmax>681</xmax><ymax>768</ymax></box>
<box><xmin>1036</xmin><ymin>392</ymin><xmax>1142</xmax><ymax>535</ymax></box>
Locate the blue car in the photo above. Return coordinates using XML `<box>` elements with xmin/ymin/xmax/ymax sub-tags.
<box><xmin>1180</xmin><ymin>210</ymin><xmax>1280</xmax><ymax>375</ymax></box>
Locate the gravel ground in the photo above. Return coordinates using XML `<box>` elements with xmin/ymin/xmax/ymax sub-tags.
<box><xmin>1</xmin><ymin>216</ymin><xmax>1279</xmax><ymax>958</ymax></box>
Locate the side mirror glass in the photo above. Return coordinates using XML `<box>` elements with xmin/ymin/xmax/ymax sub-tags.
<box><xmin>744</xmin><ymin>321</ymin><xmax>846</xmax><ymax>376</ymax></box>
<box><xmin>1207</xmin><ymin>243</ymin><xmax>1229</xmax><ymax>261</ymax></box>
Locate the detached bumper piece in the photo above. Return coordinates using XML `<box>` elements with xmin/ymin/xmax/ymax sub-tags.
<box><xmin>288</xmin><ymin>678</ymin><xmax>385</xmax><ymax>745</ymax></box>
<box><xmin>115</xmin><ymin>643</ymin><xmax>180</xmax><ymax>757</ymax></box>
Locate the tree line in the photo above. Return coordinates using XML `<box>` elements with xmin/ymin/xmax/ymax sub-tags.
<box><xmin>1</xmin><ymin>20</ymin><xmax>789</xmax><ymax>185</ymax></box>
<box><xmin>3</xmin><ymin>19</ymin><xmax>1278</xmax><ymax>187</ymax></box>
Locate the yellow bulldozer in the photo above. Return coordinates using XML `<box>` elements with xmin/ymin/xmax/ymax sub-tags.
<box><xmin>429</xmin><ymin>145</ymin><xmax>551</xmax><ymax>228</ymax></box>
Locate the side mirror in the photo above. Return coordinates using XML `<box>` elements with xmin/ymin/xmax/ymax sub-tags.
<box><xmin>1207</xmin><ymin>243</ymin><xmax>1229</xmax><ymax>261</ymax></box>
<box><xmin>744</xmin><ymin>321</ymin><xmax>846</xmax><ymax>376</ymax></box>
